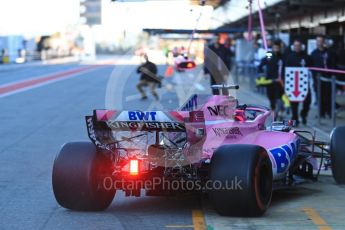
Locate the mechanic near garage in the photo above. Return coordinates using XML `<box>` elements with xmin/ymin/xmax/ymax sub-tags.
<box><xmin>310</xmin><ymin>35</ymin><xmax>338</xmax><ymax>118</ymax></box>
<box><xmin>257</xmin><ymin>40</ymin><xmax>285</xmax><ymax>114</ymax></box>
<box><xmin>204</xmin><ymin>34</ymin><xmax>232</xmax><ymax>95</ymax></box>
<box><xmin>285</xmin><ymin>39</ymin><xmax>312</xmax><ymax>125</ymax></box>
<box><xmin>136</xmin><ymin>54</ymin><xmax>160</xmax><ymax>100</ymax></box>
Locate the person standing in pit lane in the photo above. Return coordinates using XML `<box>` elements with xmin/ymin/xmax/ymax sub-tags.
<box><xmin>258</xmin><ymin>40</ymin><xmax>285</xmax><ymax>118</ymax></box>
<box><xmin>204</xmin><ymin>34</ymin><xmax>232</xmax><ymax>95</ymax></box>
<box><xmin>285</xmin><ymin>39</ymin><xmax>312</xmax><ymax>125</ymax></box>
<box><xmin>136</xmin><ymin>54</ymin><xmax>160</xmax><ymax>100</ymax></box>
<box><xmin>310</xmin><ymin>35</ymin><xmax>338</xmax><ymax>118</ymax></box>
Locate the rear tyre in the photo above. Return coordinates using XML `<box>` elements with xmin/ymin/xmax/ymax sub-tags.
<box><xmin>52</xmin><ymin>142</ymin><xmax>115</xmax><ymax>211</ymax></box>
<box><xmin>209</xmin><ymin>144</ymin><xmax>272</xmax><ymax>216</ymax></box>
<box><xmin>330</xmin><ymin>126</ymin><xmax>345</xmax><ymax>184</ymax></box>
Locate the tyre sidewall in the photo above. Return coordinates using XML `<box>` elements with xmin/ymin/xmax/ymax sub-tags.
<box><xmin>330</xmin><ymin>126</ymin><xmax>345</xmax><ymax>184</ymax></box>
<box><xmin>52</xmin><ymin>142</ymin><xmax>115</xmax><ymax>211</ymax></box>
<box><xmin>209</xmin><ymin>145</ymin><xmax>272</xmax><ymax>216</ymax></box>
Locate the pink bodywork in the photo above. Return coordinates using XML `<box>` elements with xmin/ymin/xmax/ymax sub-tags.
<box><xmin>179</xmin><ymin>94</ymin><xmax>299</xmax><ymax>179</ymax></box>
<box><xmin>191</xmin><ymin>95</ymin><xmax>297</xmax><ymax>155</ymax></box>
<box><xmin>94</xmin><ymin>94</ymin><xmax>299</xmax><ymax>179</ymax></box>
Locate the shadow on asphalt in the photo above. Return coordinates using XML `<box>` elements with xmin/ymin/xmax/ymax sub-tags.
<box><xmin>106</xmin><ymin>192</ymin><xmax>203</xmax><ymax>214</ymax></box>
<box><xmin>101</xmin><ymin>185</ymin><xmax>321</xmax><ymax>214</ymax></box>
<box><xmin>270</xmin><ymin>186</ymin><xmax>321</xmax><ymax>207</ymax></box>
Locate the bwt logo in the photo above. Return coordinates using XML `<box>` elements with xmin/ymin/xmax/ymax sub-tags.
<box><xmin>128</xmin><ymin>111</ymin><xmax>157</xmax><ymax>121</ymax></box>
<box><xmin>270</xmin><ymin>140</ymin><xmax>299</xmax><ymax>174</ymax></box>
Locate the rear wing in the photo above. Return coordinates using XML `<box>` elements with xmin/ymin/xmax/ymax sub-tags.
<box><xmin>91</xmin><ymin>110</ymin><xmax>191</xmax><ymax>131</ymax></box>
<box><xmin>85</xmin><ymin>109</ymin><xmax>205</xmax><ymax>149</ymax></box>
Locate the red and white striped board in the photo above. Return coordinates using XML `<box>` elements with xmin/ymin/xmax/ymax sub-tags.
<box><xmin>284</xmin><ymin>67</ymin><xmax>309</xmax><ymax>102</ymax></box>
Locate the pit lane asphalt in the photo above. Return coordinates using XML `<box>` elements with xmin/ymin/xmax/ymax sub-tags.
<box><xmin>0</xmin><ymin>57</ymin><xmax>344</xmax><ymax>230</ymax></box>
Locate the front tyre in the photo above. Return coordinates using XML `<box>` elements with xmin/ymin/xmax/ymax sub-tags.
<box><xmin>52</xmin><ymin>142</ymin><xmax>115</xmax><ymax>211</ymax></box>
<box><xmin>209</xmin><ymin>144</ymin><xmax>273</xmax><ymax>216</ymax></box>
<box><xmin>330</xmin><ymin>126</ymin><xmax>345</xmax><ymax>184</ymax></box>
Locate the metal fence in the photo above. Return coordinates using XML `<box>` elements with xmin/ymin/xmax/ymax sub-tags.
<box><xmin>234</xmin><ymin>61</ymin><xmax>257</xmax><ymax>91</ymax></box>
<box><xmin>317</xmin><ymin>74</ymin><xmax>345</xmax><ymax>127</ymax></box>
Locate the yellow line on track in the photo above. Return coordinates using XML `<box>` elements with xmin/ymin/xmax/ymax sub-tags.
<box><xmin>303</xmin><ymin>207</ymin><xmax>332</xmax><ymax>230</ymax></box>
<box><xmin>192</xmin><ymin>209</ymin><xmax>207</xmax><ymax>230</ymax></box>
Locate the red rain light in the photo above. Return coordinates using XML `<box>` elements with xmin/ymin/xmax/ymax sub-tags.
<box><xmin>129</xmin><ymin>159</ymin><xmax>139</xmax><ymax>175</ymax></box>
<box><xmin>187</xmin><ymin>62</ymin><xmax>194</xmax><ymax>68</ymax></box>
<box><xmin>177</xmin><ymin>61</ymin><xmax>196</xmax><ymax>70</ymax></box>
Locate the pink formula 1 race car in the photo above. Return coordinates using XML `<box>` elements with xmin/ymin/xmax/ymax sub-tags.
<box><xmin>174</xmin><ymin>54</ymin><xmax>196</xmax><ymax>72</ymax></box>
<box><xmin>52</xmin><ymin>85</ymin><xmax>345</xmax><ymax>216</ymax></box>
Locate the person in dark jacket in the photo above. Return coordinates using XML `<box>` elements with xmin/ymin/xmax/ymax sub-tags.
<box><xmin>285</xmin><ymin>39</ymin><xmax>312</xmax><ymax>125</ymax></box>
<box><xmin>136</xmin><ymin>54</ymin><xmax>159</xmax><ymax>100</ymax></box>
<box><xmin>204</xmin><ymin>35</ymin><xmax>232</xmax><ymax>95</ymax></box>
<box><xmin>258</xmin><ymin>40</ymin><xmax>285</xmax><ymax>112</ymax></box>
<box><xmin>310</xmin><ymin>35</ymin><xmax>337</xmax><ymax>118</ymax></box>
